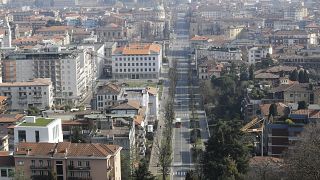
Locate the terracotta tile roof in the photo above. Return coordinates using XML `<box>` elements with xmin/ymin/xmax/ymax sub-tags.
<box><xmin>0</xmin><ymin>96</ymin><xmax>7</xmax><ymax>103</ymax></box>
<box><xmin>134</xmin><ymin>115</ymin><xmax>143</xmax><ymax>126</ymax></box>
<box><xmin>15</xmin><ymin>142</ymin><xmax>121</xmax><ymax>158</ymax></box>
<box><xmin>0</xmin><ymin>78</ymin><xmax>52</xmax><ymax>87</ymax></box>
<box><xmin>111</xmin><ymin>100</ymin><xmax>141</xmax><ymax>110</ymax></box>
<box><xmin>36</xmin><ymin>26</ymin><xmax>73</xmax><ymax>32</ymax></box>
<box><xmin>291</xmin><ymin>109</ymin><xmax>320</xmax><ymax>119</ymax></box>
<box><xmin>270</xmin><ymin>83</ymin><xmax>311</xmax><ymax>93</ymax></box>
<box><xmin>0</xmin><ymin>114</ymin><xmax>24</xmax><ymax>123</ymax></box>
<box><xmin>190</xmin><ymin>35</ymin><xmax>209</xmax><ymax>41</ymax></box>
<box><xmin>255</xmin><ymin>73</ymin><xmax>280</xmax><ymax>79</ymax></box>
<box><xmin>114</xmin><ymin>43</ymin><xmax>161</xmax><ymax>55</ymax></box>
<box><xmin>62</xmin><ymin>120</ymin><xmax>88</xmax><ymax>126</ymax></box>
<box><xmin>265</xmin><ymin>66</ymin><xmax>297</xmax><ymax>73</ymax></box>
<box><xmin>260</xmin><ymin>103</ymin><xmax>288</xmax><ymax>117</ymax></box>
<box><xmin>97</xmin><ymin>83</ymin><xmax>121</xmax><ymax>95</ymax></box>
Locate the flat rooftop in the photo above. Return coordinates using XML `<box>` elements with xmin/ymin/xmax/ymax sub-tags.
<box><xmin>19</xmin><ymin>118</ymin><xmax>54</xmax><ymax>127</ymax></box>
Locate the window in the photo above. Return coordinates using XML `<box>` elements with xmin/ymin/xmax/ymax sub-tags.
<box><xmin>31</xmin><ymin>160</ymin><xmax>35</xmax><ymax>166</ymax></box>
<box><xmin>78</xmin><ymin>161</ymin><xmax>82</xmax><ymax>167</ymax></box>
<box><xmin>149</xmin><ymin>63</ymin><xmax>151</xmax><ymax>66</ymax></box>
<box><xmin>85</xmin><ymin>161</ymin><xmax>90</xmax><ymax>167</ymax></box>
<box><xmin>153</xmin><ymin>57</ymin><xmax>155</xmax><ymax>60</ymax></box>
<box><xmin>8</xmin><ymin>169</ymin><xmax>13</xmax><ymax>177</ymax></box>
<box><xmin>1</xmin><ymin>169</ymin><xmax>7</xmax><ymax>177</ymax></box>
<box><xmin>145</xmin><ymin>63</ymin><xmax>147</xmax><ymax>66</ymax></box>
<box><xmin>18</xmin><ymin>130</ymin><xmax>26</xmax><ymax>142</ymax></box>
<box><xmin>39</xmin><ymin>160</ymin><xmax>43</xmax><ymax>166</ymax></box>
<box><xmin>153</xmin><ymin>63</ymin><xmax>155</xmax><ymax>66</ymax></box>
<box><xmin>115</xmin><ymin>63</ymin><xmax>118</xmax><ymax>66</ymax></box>
<box><xmin>35</xmin><ymin>131</ymin><xmax>39</xmax><ymax>142</ymax></box>
<box><xmin>69</xmin><ymin>161</ymin><xmax>74</xmax><ymax>166</ymax></box>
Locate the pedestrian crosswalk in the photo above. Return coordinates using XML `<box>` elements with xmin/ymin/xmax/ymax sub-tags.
<box><xmin>173</xmin><ymin>171</ymin><xmax>187</xmax><ymax>176</ymax></box>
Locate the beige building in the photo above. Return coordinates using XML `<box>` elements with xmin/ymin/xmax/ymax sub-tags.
<box><xmin>14</xmin><ymin>142</ymin><xmax>122</xmax><ymax>180</ymax></box>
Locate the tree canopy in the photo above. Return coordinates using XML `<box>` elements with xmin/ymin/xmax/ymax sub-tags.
<box><xmin>202</xmin><ymin>120</ymin><xmax>249</xmax><ymax>180</ymax></box>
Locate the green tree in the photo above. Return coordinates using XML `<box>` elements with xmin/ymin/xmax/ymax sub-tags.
<box><xmin>71</xmin><ymin>126</ymin><xmax>85</xmax><ymax>143</ymax></box>
<box><xmin>133</xmin><ymin>160</ymin><xmax>155</xmax><ymax>180</ymax></box>
<box><xmin>289</xmin><ymin>69</ymin><xmax>299</xmax><ymax>81</ymax></box>
<box><xmin>268</xmin><ymin>103</ymin><xmax>277</xmax><ymax>120</ymax></box>
<box><xmin>298</xmin><ymin>101</ymin><xmax>307</xmax><ymax>110</ymax></box>
<box><xmin>121</xmin><ymin>152</ymin><xmax>131</xmax><ymax>180</ymax></box>
<box><xmin>230</xmin><ymin>62</ymin><xmax>237</xmax><ymax>75</ymax></box>
<box><xmin>298</xmin><ymin>70</ymin><xmax>305</xmax><ymax>83</ymax></box>
<box><xmin>201</xmin><ymin>120</ymin><xmax>249</xmax><ymax>180</ymax></box>
<box><xmin>28</xmin><ymin>106</ymin><xmax>40</xmax><ymax>116</ymax></box>
<box><xmin>185</xmin><ymin>170</ymin><xmax>198</xmax><ymax>180</ymax></box>
<box><xmin>240</xmin><ymin>72</ymin><xmax>249</xmax><ymax>81</ymax></box>
<box><xmin>249</xmin><ymin>64</ymin><xmax>254</xmax><ymax>80</ymax></box>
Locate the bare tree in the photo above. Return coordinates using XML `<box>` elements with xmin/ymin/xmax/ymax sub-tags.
<box><xmin>284</xmin><ymin>123</ymin><xmax>320</xmax><ymax>180</ymax></box>
<box><xmin>154</xmin><ymin>136</ymin><xmax>172</xmax><ymax>180</ymax></box>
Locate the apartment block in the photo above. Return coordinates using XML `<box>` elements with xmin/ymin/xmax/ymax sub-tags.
<box><xmin>0</xmin><ymin>79</ymin><xmax>53</xmax><ymax>111</ymax></box>
<box><xmin>197</xmin><ymin>46</ymin><xmax>242</xmax><ymax>62</ymax></box>
<box><xmin>2</xmin><ymin>46</ymin><xmax>94</xmax><ymax>104</ymax></box>
<box><xmin>13</xmin><ymin>116</ymin><xmax>63</xmax><ymax>145</ymax></box>
<box><xmin>248</xmin><ymin>46</ymin><xmax>273</xmax><ymax>64</ymax></box>
<box><xmin>111</xmin><ymin>43</ymin><xmax>162</xmax><ymax>79</ymax></box>
<box><xmin>14</xmin><ymin>142</ymin><xmax>122</xmax><ymax>180</ymax></box>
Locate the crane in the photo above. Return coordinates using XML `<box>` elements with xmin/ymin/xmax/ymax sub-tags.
<box><xmin>241</xmin><ymin>116</ymin><xmax>266</xmax><ymax>156</ymax></box>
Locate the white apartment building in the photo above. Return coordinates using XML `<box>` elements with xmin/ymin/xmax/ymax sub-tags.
<box><xmin>248</xmin><ymin>46</ymin><xmax>273</xmax><ymax>64</ymax></box>
<box><xmin>112</xmin><ymin>43</ymin><xmax>162</xmax><ymax>79</ymax></box>
<box><xmin>13</xmin><ymin>116</ymin><xmax>63</xmax><ymax>145</ymax></box>
<box><xmin>0</xmin><ymin>78</ymin><xmax>53</xmax><ymax>111</ymax></box>
<box><xmin>197</xmin><ymin>46</ymin><xmax>242</xmax><ymax>62</ymax></box>
<box><xmin>2</xmin><ymin>46</ymin><xmax>94</xmax><ymax>104</ymax></box>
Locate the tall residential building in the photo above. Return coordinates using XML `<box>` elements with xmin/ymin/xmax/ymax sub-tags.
<box><xmin>111</xmin><ymin>43</ymin><xmax>162</xmax><ymax>79</ymax></box>
<box><xmin>0</xmin><ymin>79</ymin><xmax>53</xmax><ymax>111</ymax></box>
<box><xmin>2</xmin><ymin>46</ymin><xmax>95</xmax><ymax>104</ymax></box>
<box><xmin>14</xmin><ymin>142</ymin><xmax>122</xmax><ymax>180</ymax></box>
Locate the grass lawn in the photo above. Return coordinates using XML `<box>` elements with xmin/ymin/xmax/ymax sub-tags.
<box><xmin>21</xmin><ymin>118</ymin><xmax>53</xmax><ymax>126</ymax></box>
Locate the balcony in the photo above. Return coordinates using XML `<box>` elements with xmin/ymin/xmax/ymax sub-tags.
<box><xmin>18</xmin><ymin>95</ymin><xmax>27</xmax><ymax>99</ymax></box>
<box><xmin>68</xmin><ymin>165</ymin><xmax>91</xmax><ymax>171</ymax></box>
<box><xmin>33</xmin><ymin>95</ymin><xmax>43</xmax><ymax>98</ymax></box>
<box><xmin>30</xmin><ymin>165</ymin><xmax>51</xmax><ymax>170</ymax></box>
<box><xmin>67</xmin><ymin>177</ymin><xmax>92</xmax><ymax>180</ymax></box>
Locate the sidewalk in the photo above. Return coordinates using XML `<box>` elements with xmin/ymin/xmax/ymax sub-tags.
<box><xmin>148</xmin><ymin>78</ymin><xmax>169</xmax><ymax>176</ymax></box>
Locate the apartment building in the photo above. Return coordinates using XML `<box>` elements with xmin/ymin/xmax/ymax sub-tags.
<box><xmin>197</xmin><ymin>46</ymin><xmax>242</xmax><ymax>62</ymax></box>
<box><xmin>248</xmin><ymin>46</ymin><xmax>273</xmax><ymax>64</ymax></box>
<box><xmin>2</xmin><ymin>46</ymin><xmax>94</xmax><ymax>104</ymax></box>
<box><xmin>96</xmin><ymin>83</ymin><xmax>124</xmax><ymax>111</ymax></box>
<box><xmin>96</xmin><ymin>23</ymin><xmax>130</xmax><ymax>42</ymax></box>
<box><xmin>111</xmin><ymin>43</ymin><xmax>162</xmax><ymax>79</ymax></box>
<box><xmin>269</xmin><ymin>30</ymin><xmax>316</xmax><ymax>46</ymax></box>
<box><xmin>0</xmin><ymin>79</ymin><xmax>53</xmax><ymax>111</ymax></box>
<box><xmin>14</xmin><ymin>142</ymin><xmax>122</xmax><ymax>180</ymax></box>
<box><xmin>0</xmin><ymin>114</ymin><xmax>24</xmax><ymax>151</ymax></box>
<box><xmin>269</xmin><ymin>83</ymin><xmax>315</xmax><ymax>104</ymax></box>
<box><xmin>13</xmin><ymin>116</ymin><xmax>63</xmax><ymax>145</ymax></box>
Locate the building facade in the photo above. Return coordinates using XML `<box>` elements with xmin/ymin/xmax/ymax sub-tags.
<box><xmin>0</xmin><ymin>79</ymin><xmax>53</xmax><ymax>111</ymax></box>
<box><xmin>111</xmin><ymin>43</ymin><xmax>162</xmax><ymax>79</ymax></box>
<box><xmin>13</xmin><ymin>116</ymin><xmax>63</xmax><ymax>145</ymax></box>
<box><xmin>14</xmin><ymin>142</ymin><xmax>122</xmax><ymax>180</ymax></box>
